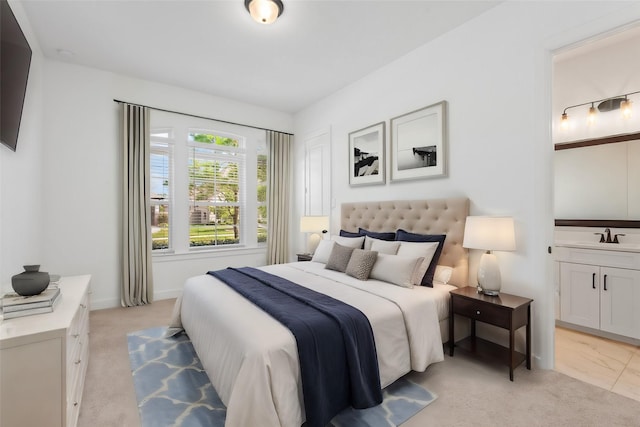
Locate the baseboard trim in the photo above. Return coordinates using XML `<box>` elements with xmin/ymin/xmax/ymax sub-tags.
<box><xmin>90</xmin><ymin>289</ymin><xmax>182</xmax><ymax>310</ymax></box>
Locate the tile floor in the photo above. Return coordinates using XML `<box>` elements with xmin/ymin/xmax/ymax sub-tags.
<box><xmin>555</xmin><ymin>326</ymin><xmax>640</xmax><ymax>403</ymax></box>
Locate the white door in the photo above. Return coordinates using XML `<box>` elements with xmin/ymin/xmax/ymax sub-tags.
<box><xmin>560</xmin><ymin>262</ymin><xmax>600</xmax><ymax>329</ymax></box>
<box><xmin>304</xmin><ymin>130</ymin><xmax>331</xmax><ymax>216</ymax></box>
<box><xmin>600</xmin><ymin>267</ymin><xmax>640</xmax><ymax>339</ymax></box>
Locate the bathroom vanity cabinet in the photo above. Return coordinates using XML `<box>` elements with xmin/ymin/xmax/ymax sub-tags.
<box><xmin>556</xmin><ymin>244</ymin><xmax>640</xmax><ymax>340</ymax></box>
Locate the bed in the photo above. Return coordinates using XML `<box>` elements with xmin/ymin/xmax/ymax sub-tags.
<box><xmin>171</xmin><ymin>197</ymin><xmax>469</xmax><ymax>427</ymax></box>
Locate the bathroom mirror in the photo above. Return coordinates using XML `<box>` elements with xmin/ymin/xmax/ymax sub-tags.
<box><xmin>554</xmin><ymin>132</ymin><xmax>640</xmax><ymax>228</ymax></box>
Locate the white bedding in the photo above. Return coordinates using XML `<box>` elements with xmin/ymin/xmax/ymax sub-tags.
<box><xmin>177</xmin><ymin>261</ymin><xmax>450</xmax><ymax>427</ymax></box>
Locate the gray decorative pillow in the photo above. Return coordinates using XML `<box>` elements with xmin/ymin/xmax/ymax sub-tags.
<box><xmin>346</xmin><ymin>249</ymin><xmax>378</xmax><ymax>280</ymax></box>
<box><xmin>325</xmin><ymin>243</ymin><xmax>355</xmax><ymax>273</ymax></box>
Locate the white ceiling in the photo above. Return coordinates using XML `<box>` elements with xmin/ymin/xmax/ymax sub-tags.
<box><xmin>20</xmin><ymin>0</ymin><xmax>499</xmax><ymax>113</ymax></box>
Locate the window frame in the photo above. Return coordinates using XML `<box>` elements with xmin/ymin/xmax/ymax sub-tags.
<box><xmin>150</xmin><ymin>130</ymin><xmax>174</xmax><ymax>253</ymax></box>
<box><xmin>257</xmin><ymin>151</ymin><xmax>268</xmax><ymax>246</ymax></box>
<box><xmin>149</xmin><ymin>111</ymin><xmax>267</xmax><ymax>256</ymax></box>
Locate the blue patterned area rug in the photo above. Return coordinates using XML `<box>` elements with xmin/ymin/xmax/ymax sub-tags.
<box><xmin>127</xmin><ymin>327</ymin><xmax>437</xmax><ymax>427</ymax></box>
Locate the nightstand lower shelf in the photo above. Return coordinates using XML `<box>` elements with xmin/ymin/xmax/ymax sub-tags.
<box><xmin>453</xmin><ymin>336</ymin><xmax>527</xmax><ymax>372</ymax></box>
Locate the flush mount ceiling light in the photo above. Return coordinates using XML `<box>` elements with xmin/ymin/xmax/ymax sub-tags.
<box><xmin>560</xmin><ymin>90</ymin><xmax>639</xmax><ymax>128</ymax></box>
<box><xmin>245</xmin><ymin>0</ymin><xmax>284</xmax><ymax>25</ymax></box>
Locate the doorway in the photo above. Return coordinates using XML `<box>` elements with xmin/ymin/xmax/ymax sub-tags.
<box><xmin>551</xmin><ymin>25</ymin><xmax>640</xmax><ymax>402</ymax></box>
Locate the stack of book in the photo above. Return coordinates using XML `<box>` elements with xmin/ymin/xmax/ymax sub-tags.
<box><xmin>1</xmin><ymin>286</ymin><xmax>61</xmax><ymax>319</ymax></box>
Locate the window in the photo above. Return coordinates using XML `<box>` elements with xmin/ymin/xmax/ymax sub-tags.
<box><xmin>188</xmin><ymin>132</ymin><xmax>244</xmax><ymax>247</ymax></box>
<box><xmin>257</xmin><ymin>151</ymin><xmax>267</xmax><ymax>243</ymax></box>
<box><xmin>149</xmin><ymin>111</ymin><xmax>267</xmax><ymax>253</ymax></box>
<box><xmin>150</xmin><ymin>130</ymin><xmax>173</xmax><ymax>250</ymax></box>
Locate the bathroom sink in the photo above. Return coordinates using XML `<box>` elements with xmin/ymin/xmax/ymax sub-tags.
<box><xmin>555</xmin><ymin>240</ymin><xmax>640</xmax><ymax>252</ymax></box>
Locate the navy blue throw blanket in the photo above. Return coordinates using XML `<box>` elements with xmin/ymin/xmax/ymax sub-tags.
<box><xmin>207</xmin><ymin>267</ymin><xmax>382</xmax><ymax>427</ymax></box>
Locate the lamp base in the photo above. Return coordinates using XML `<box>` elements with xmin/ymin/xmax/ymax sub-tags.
<box><xmin>307</xmin><ymin>233</ymin><xmax>321</xmax><ymax>254</ymax></box>
<box><xmin>477</xmin><ymin>251</ymin><xmax>501</xmax><ymax>295</ymax></box>
<box><xmin>482</xmin><ymin>289</ymin><xmax>500</xmax><ymax>296</ymax></box>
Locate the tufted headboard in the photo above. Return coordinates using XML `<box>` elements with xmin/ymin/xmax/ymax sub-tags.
<box><xmin>341</xmin><ymin>197</ymin><xmax>469</xmax><ymax>287</ymax></box>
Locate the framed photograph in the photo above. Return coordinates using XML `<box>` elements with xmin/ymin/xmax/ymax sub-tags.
<box><xmin>349</xmin><ymin>121</ymin><xmax>385</xmax><ymax>186</ymax></box>
<box><xmin>390</xmin><ymin>101</ymin><xmax>447</xmax><ymax>181</ymax></box>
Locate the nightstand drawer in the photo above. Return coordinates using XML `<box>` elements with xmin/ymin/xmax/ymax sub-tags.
<box><xmin>452</xmin><ymin>297</ymin><xmax>510</xmax><ymax>329</ymax></box>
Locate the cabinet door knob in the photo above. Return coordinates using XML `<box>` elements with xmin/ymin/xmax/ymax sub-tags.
<box><xmin>476</xmin><ymin>310</ymin><xmax>480</xmax><ymax>315</ymax></box>
<box><xmin>75</xmin><ymin>359</ymin><xmax>81</xmax><ymax>365</ymax></box>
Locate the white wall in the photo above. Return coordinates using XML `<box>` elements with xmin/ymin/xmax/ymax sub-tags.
<box><xmin>0</xmin><ymin>1</ymin><xmax>45</xmax><ymax>295</ymax></box>
<box><xmin>41</xmin><ymin>61</ymin><xmax>292</xmax><ymax>309</ymax></box>
<box><xmin>292</xmin><ymin>2</ymin><xmax>640</xmax><ymax>369</ymax></box>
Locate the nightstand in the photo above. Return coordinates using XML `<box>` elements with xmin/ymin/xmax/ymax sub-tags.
<box><xmin>296</xmin><ymin>253</ymin><xmax>313</xmax><ymax>262</ymax></box>
<box><xmin>449</xmin><ymin>286</ymin><xmax>533</xmax><ymax>381</ymax></box>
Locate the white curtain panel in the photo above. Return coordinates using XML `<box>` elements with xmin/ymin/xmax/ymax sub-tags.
<box><xmin>121</xmin><ymin>103</ymin><xmax>154</xmax><ymax>306</ymax></box>
<box><xmin>266</xmin><ymin>131</ymin><xmax>292</xmax><ymax>264</ymax></box>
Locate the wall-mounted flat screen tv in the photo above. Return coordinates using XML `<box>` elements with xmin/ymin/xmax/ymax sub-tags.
<box><xmin>1</xmin><ymin>0</ymin><xmax>32</xmax><ymax>152</ymax></box>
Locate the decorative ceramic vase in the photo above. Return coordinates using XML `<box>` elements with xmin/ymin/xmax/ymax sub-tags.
<box><xmin>11</xmin><ymin>265</ymin><xmax>50</xmax><ymax>296</ymax></box>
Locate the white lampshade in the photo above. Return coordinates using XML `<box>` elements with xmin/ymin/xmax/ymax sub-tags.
<box><xmin>300</xmin><ymin>216</ymin><xmax>329</xmax><ymax>254</ymax></box>
<box><xmin>463</xmin><ymin>216</ymin><xmax>516</xmax><ymax>295</ymax></box>
<box><xmin>300</xmin><ymin>216</ymin><xmax>329</xmax><ymax>233</ymax></box>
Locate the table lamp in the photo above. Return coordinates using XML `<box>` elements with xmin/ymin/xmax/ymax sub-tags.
<box><xmin>462</xmin><ymin>216</ymin><xmax>516</xmax><ymax>295</ymax></box>
<box><xmin>300</xmin><ymin>216</ymin><xmax>329</xmax><ymax>254</ymax></box>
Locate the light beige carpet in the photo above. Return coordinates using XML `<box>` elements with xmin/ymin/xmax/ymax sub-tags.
<box><xmin>79</xmin><ymin>299</ymin><xmax>640</xmax><ymax>427</ymax></box>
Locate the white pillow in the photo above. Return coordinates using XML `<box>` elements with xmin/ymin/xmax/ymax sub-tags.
<box><xmin>332</xmin><ymin>235</ymin><xmax>365</xmax><ymax>249</ymax></box>
<box><xmin>364</xmin><ymin>235</ymin><xmax>393</xmax><ymax>250</ymax></box>
<box><xmin>369</xmin><ymin>238</ymin><xmax>401</xmax><ymax>255</ymax></box>
<box><xmin>434</xmin><ymin>265</ymin><xmax>453</xmax><ymax>284</ymax></box>
<box><xmin>396</xmin><ymin>241</ymin><xmax>439</xmax><ymax>285</ymax></box>
<box><xmin>369</xmin><ymin>254</ymin><xmax>422</xmax><ymax>288</ymax></box>
<box><xmin>311</xmin><ymin>240</ymin><xmax>335</xmax><ymax>263</ymax></box>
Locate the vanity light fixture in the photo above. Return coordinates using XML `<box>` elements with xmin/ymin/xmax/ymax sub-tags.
<box><xmin>560</xmin><ymin>112</ymin><xmax>569</xmax><ymax>129</ymax></box>
<box><xmin>620</xmin><ymin>96</ymin><xmax>633</xmax><ymax>119</ymax></box>
<box><xmin>245</xmin><ymin>0</ymin><xmax>284</xmax><ymax>24</ymax></box>
<box><xmin>560</xmin><ymin>90</ymin><xmax>640</xmax><ymax>128</ymax></box>
<box><xmin>588</xmin><ymin>103</ymin><xmax>597</xmax><ymax>125</ymax></box>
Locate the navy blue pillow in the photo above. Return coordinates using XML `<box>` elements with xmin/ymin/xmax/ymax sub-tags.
<box><xmin>395</xmin><ymin>229</ymin><xmax>446</xmax><ymax>287</ymax></box>
<box><xmin>339</xmin><ymin>229</ymin><xmax>361</xmax><ymax>238</ymax></box>
<box><xmin>358</xmin><ymin>228</ymin><xmax>396</xmax><ymax>241</ymax></box>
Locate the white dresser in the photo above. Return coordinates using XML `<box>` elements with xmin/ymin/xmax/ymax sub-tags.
<box><xmin>0</xmin><ymin>275</ymin><xmax>91</xmax><ymax>427</ymax></box>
